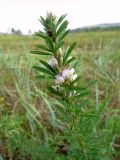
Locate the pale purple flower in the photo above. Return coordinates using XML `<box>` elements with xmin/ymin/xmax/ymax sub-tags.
<box><xmin>55</xmin><ymin>74</ymin><xmax>64</xmax><ymax>85</ymax></box>
<box><xmin>62</xmin><ymin>68</ymin><xmax>75</xmax><ymax>79</ymax></box>
<box><xmin>62</xmin><ymin>69</ymin><xmax>69</xmax><ymax>79</ymax></box>
<box><xmin>55</xmin><ymin>68</ymin><xmax>77</xmax><ymax>85</ymax></box>
<box><xmin>48</xmin><ymin>57</ymin><xmax>58</xmax><ymax>68</ymax></box>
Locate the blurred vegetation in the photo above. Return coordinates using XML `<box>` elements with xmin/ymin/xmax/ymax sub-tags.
<box><xmin>0</xmin><ymin>29</ymin><xmax>120</xmax><ymax>159</ymax></box>
<box><xmin>0</xmin><ymin>29</ymin><xmax>120</xmax><ymax>53</ymax></box>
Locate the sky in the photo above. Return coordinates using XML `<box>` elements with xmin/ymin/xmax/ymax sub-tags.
<box><xmin>0</xmin><ymin>0</ymin><xmax>120</xmax><ymax>34</ymax></box>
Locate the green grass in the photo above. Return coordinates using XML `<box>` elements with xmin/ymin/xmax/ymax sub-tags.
<box><xmin>1</xmin><ymin>30</ymin><xmax>120</xmax><ymax>53</ymax></box>
<box><xmin>0</xmin><ymin>30</ymin><xmax>120</xmax><ymax>159</ymax></box>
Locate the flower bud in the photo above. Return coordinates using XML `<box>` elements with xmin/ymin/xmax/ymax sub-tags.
<box><xmin>48</xmin><ymin>57</ymin><xmax>58</xmax><ymax>68</ymax></box>
<box><xmin>72</xmin><ymin>74</ymin><xmax>77</xmax><ymax>80</ymax></box>
<box><xmin>55</xmin><ymin>74</ymin><xmax>64</xmax><ymax>85</ymax></box>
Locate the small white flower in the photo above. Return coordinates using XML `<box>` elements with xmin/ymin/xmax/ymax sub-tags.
<box><xmin>72</xmin><ymin>74</ymin><xmax>77</xmax><ymax>81</ymax></box>
<box><xmin>48</xmin><ymin>57</ymin><xmax>58</xmax><ymax>68</ymax></box>
<box><xmin>62</xmin><ymin>68</ymin><xmax>75</xmax><ymax>80</ymax></box>
<box><xmin>70</xmin><ymin>68</ymin><xmax>75</xmax><ymax>74</ymax></box>
<box><xmin>55</xmin><ymin>74</ymin><xmax>64</xmax><ymax>85</ymax></box>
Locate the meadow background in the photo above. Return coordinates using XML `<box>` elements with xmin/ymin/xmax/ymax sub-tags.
<box><xmin>0</xmin><ymin>28</ymin><xmax>120</xmax><ymax>159</ymax></box>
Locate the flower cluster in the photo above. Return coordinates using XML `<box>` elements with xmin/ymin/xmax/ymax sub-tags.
<box><xmin>55</xmin><ymin>68</ymin><xmax>77</xmax><ymax>85</ymax></box>
<box><xmin>48</xmin><ymin>57</ymin><xmax>77</xmax><ymax>85</ymax></box>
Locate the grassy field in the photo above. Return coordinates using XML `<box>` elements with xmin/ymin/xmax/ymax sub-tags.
<box><xmin>0</xmin><ymin>30</ymin><xmax>120</xmax><ymax>159</ymax></box>
<box><xmin>1</xmin><ymin>30</ymin><xmax>120</xmax><ymax>53</ymax></box>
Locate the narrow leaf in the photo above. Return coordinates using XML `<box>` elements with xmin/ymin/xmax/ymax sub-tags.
<box><xmin>63</xmin><ymin>42</ymin><xmax>77</xmax><ymax>64</ymax></box>
<box><xmin>55</xmin><ymin>41</ymin><xmax>64</xmax><ymax>51</ymax></box>
<box><xmin>45</xmin><ymin>36</ymin><xmax>55</xmax><ymax>52</ymax></box>
<box><xmin>33</xmin><ymin>66</ymin><xmax>55</xmax><ymax>76</ymax></box>
<box><xmin>39</xmin><ymin>16</ymin><xmax>48</xmax><ymax>28</ymax></box>
<box><xmin>50</xmin><ymin>17</ymin><xmax>56</xmax><ymax>37</ymax></box>
<box><xmin>65</xmin><ymin>57</ymin><xmax>76</xmax><ymax>65</ymax></box>
<box><xmin>39</xmin><ymin>60</ymin><xmax>56</xmax><ymax>74</ymax></box>
<box><xmin>56</xmin><ymin>14</ymin><xmax>67</xmax><ymax>28</ymax></box>
<box><xmin>35</xmin><ymin>44</ymin><xmax>51</xmax><ymax>52</ymax></box>
<box><xmin>48</xmin><ymin>86</ymin><xmax>62</xmax><ymax>96</ymax></box>
<box><xmin>31</xmin><ymin>50</ymin><xmax>52</xmax><ymax>56</ymax></box>
<box><xmin>57</xmin><ymin>20</ymin><xmax>69</xmax><ymax>37</ymax></box>
<box><xmin>34</xmin><ymin>32</ymin><xmax>54</xmax><ymax>52</ymax></box>
<box><xmin>34</xmin><ymin>32</ymin><xmax>46</xmax><ymax>39</ymax></box>
<box><xmin>58</xmin><ymin>30</ymin><xmax>69</xmax><ymax>42</ymax></box>
<box><xmin>75</xmin><ymin>91</ymin><xmax>90</xmax><ymax>98</ymax></box>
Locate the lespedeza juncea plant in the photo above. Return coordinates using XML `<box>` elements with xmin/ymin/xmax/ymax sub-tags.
<box><xmin>31</xmin><ymin>12</ymin><xmax>91</xmax><ymax>159</ymax></box>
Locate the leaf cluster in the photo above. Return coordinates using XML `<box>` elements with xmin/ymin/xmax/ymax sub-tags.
<box><xmin>31</xmin><ymin>14</ymin><xmax>77</xmax><ymax>76</ymax></box>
